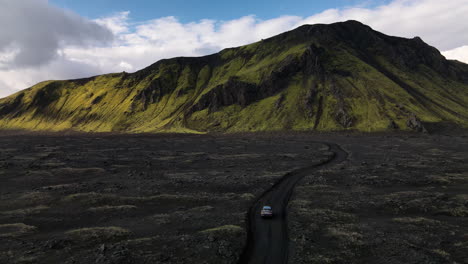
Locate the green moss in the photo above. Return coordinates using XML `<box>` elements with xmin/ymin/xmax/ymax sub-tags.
<box><xmin>66</xmin><ymin>226</ymin><xmax>131</xmax><ymax>242</ymax></box>
<box><xmin>0</xmin><ymin>206</ymin><xmax>49</xmax><ymax>217</ymax></box>
<box><xmin>0</xmin><ymin>23</ymin><xmax>467</xmax><ymax>133</ymax></box>
<box><xmin>0</xmin><ymin>223</ymin><xmax>37</xmax><ymax>237</ymax></box>
<box><xmin>200</xmin><ymin>225</ymin><xmax>243</xmax><ymax>233</ymax></box>
<box><xmin>87</xmin><ymin>205</ymin><xmax>137</xmax><ymax>212</ymax></box>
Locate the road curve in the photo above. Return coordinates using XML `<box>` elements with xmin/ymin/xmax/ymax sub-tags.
<box><xmin>239</xmin><ymin>142</ymin><xmax>348</xmax><ymax>264</ymax></box>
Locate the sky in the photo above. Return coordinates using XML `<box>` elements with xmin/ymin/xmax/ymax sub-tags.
<box><xmin>50</xmin><ymin>0</ymin><xmax>391</xmax><ymax>23</ymax></box>
<box><xmin>0</xmin><ymin>0</ymin><xmax>468</xmax><ymax>98</ymax></box>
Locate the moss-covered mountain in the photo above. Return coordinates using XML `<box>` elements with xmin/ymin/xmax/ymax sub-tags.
<box><xmin>1</xmin><ymin>20</ymin><xmax>468</xmax><ymax>133</ymax></box>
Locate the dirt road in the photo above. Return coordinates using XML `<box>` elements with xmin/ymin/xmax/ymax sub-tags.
<box><xmin>240</xmin><ymin>142</ymin><xmax>348</xmax><ymax>264</ymax></box>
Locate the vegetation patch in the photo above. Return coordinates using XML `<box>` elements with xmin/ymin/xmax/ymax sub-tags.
<box><xmin>87</xmin><ymin>205</ymin><xmax>137</xmax><ymax>212</ymax></box>
<box><xmin>0</xmin><ymin>223</ymin><xmax>37</xmax><ymax>237</ymax></box>
<box><xmin>65</xmin><ymin>227</ymin><xmax>131</xmax><ymax>242</ymax></box>
<box><xmin>392</xmin><ymin>217</ymin><xmax>442</xmax><ymax>225</ymax></box>
<box><xmin>62</xmin><ymin>192</ymin><xmax>117</xmax><ymax>206</ymax></box>
<box><xmin>326</xmin><ymin>226</ymin><xmax>364</xmax><ymax>245</ymax></box>
<box><xmin>0</xmin><ymin>206</ymin><xmax>49</xmax><ymax>218</ymax></box>
<box><xmin>435</xmin><ymin>207</ymin><xmax>468</xmax><ymax>217</ymax></box>
<box><xmin>0</xmin><ymin>21</ymin><xmax>467</xmax><ymax>133</ymax></box>
<box><xmin>200</xmin><ymin>225</ymin><xmax>243</xmax><ymax>234</ymax></box>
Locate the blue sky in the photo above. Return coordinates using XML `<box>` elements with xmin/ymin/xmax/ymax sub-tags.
<box><xmin>50</xmin><ymin>0</ymin><xmax>389</xmax><ymax>22</ymax></box>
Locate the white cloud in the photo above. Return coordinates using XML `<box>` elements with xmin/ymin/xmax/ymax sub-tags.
<box><xmin>0</xmin><ymin>0</ymin><xmax>112</xmax><ymax>69</ymax></box>
<box><xmin>94</xmin><ymin>11</ymin><xmax>130</xmax><ymax>35</ymax></box>
<box><xmin>1</xmin><ymin>0</ymin><xmax>468</xmax><ymax>99</ymax></box>
<box><xmin>0</xmin><ymin>79</ymin><xmax>16</xmax><ymax>99</ymax></box>
<box><xmin>0</xmin><ymin>57</ymin><xmax>101</xmax><ymax>94</ymax></box>
<box><xmin>0</xmin><ymin>0</ymin><xmax>112</xmax><ymax>98</ymax></box>
<box><xmin>443</xmin><ymin>46</ymin><xmax>468</xmax><ymax>63</ymax></box>
<box><xmin>299</xmin><ymin>0</ymin><xmax>468</xmax><ymax>50</ymax></box>
<box><xmin>119</xmin><ymin>61</ymin><xmax>134</xmax><ymax>71</ymax></box>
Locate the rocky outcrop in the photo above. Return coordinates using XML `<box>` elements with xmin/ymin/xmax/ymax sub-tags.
<box><xmin>30</xmin><ymin>82</ymin><xmax>61</xmax><ymax>110</ymax></box>
<box><xmin>304</xmin><ymin>88</ymin><xmax>317</xmax><ymax>117</ymax></box>
<box><xmin>91</xmin><ymin>94</ymin><xmax>106</xmax><ymax>105</ymax></box>
<box><xmin>407</xmin><ymin>113</ymin><xmax>428</xmax><ymax>133</ymax></box>
<box><xmin>274</xmin><ymin>94</ymin><xmax>286</xmax><ymax>110</ymax></box>
<box><xmin>330</xmin><ymin>78</ymin><xmax>355</xmax><ymax>129</ymax></box>
<box><xmin>388</xmin><ymin>120</ymin><xmax>399</xmax><ymax>130</ymax></box>
<box><xmin>190</xmin><ymin>53</ymin><xmax>311</xmax><ymax>114</ymax></box>
<box><xmin>0</xmin><ymin>20</ymin><xmax>467</xmax><ymax>133</ymax></box>
<box><xmin>133</xmin><ymin>78</ymin><xmax>175</xmax><ymax>111</ymax></box>
<box><xmin>189</xmin><ymin>77</ymin><xmax>258</xmax><ymax>113</ymax></box>
<box><xmin>0</xmin><ymin>93</ymin><xmax>24</xmax><ymax>116</ymax></box>
<box><xmin>335</xmin><ymin>108</ymin><xmax>354</xmax><ymax>128</ymax></box>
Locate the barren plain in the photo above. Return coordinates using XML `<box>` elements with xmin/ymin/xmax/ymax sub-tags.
<box><xmin>0</xmin><ymin>131</ymin><xmax>466</xmax><ymax>264</ymax></box>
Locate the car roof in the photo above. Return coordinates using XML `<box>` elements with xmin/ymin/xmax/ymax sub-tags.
<box><xmin>262</xmin><ymin>206</ymin><xmax>272</xmax><ymax>209</ymax></box>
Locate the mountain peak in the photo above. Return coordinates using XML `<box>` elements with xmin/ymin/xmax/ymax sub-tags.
<box><xmin>0</xmin><ymin>21</ymin><xmax>467</xmax><ymax>133</ymax></box>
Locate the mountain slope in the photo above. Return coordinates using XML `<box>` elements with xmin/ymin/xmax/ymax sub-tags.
<box><xmin>1</xmin><ymin>20</ymin><xmax>468</xmax><ymax>133</ymax></box>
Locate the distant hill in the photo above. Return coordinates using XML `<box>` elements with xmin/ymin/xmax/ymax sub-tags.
<box><xmin>1</xmin><ymin>20</ymin><xmax>467</xmax><ymax>133</ymax></box>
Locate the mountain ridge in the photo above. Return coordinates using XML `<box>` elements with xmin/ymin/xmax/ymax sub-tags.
<box><xmin>1</xmin><ymin>20</ymin><xmax>467</xmax><ymax>133</ymax></box>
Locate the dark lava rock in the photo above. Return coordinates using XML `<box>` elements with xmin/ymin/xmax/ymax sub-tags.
<box><xmin>275</xmin><ymin>93</ymin><xmax>286</xmax><ymax>110</ymax></box>
<box><xmin>407</xmin><ymin>113</ymin><xmax>428</xmax><ymax>133</ymax></box>
<box><xmin>335</xmin><ymin>108</ymin><xmax>354</xmax><ymax>128</ymax></box>
<box><xmin>388</xmin><ymin>120</ymin><xmax>399</xmax><ymax>130</ymax></box>
<box><xmin>43</xmin><ymin>239</ymin><xmax>72</xmax><ymax>250</ymax></box>
<box><xmin>94</xmin><ymin>244</ymin><xmax>131</xmax><ymax>264</ymax></box>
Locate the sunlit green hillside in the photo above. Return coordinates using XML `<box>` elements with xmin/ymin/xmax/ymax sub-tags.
<box><xmin>1</xmin><ymin>20</ymin><xmax>467</xmax><ymax>133</ymax></box>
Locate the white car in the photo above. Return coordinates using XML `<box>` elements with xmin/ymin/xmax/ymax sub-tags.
<box><xmin>261</xmin><ymin>206</ymin><xmax>273</xmax><ymax>218</ymax></box>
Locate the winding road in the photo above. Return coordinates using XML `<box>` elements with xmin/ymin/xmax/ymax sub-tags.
<box><xmin>239</xmin><ymin>142</ymin><xmax>348</xmax><ymax>264</ymax></box>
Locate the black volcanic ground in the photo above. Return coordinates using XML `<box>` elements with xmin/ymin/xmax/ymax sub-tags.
<box><xmin>0</xmin><ymin>131</ymin><xmax>467</xmax><ymax>264</ymax></box>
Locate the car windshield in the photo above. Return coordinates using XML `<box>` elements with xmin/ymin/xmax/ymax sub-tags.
<box><xmin>263</xmin><ymin>206</ymin><xmax>271</xmax><ymax>210</ymax></box>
